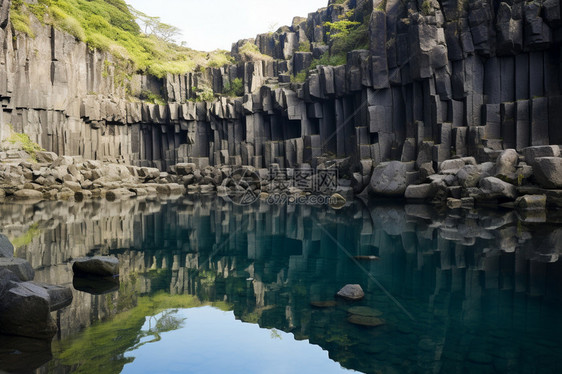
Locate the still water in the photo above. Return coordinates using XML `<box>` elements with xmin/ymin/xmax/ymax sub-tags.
<box><xmin>1</xmin><ymin>196</ymin><xmax>562</xmax><ymax>373</ymax></box>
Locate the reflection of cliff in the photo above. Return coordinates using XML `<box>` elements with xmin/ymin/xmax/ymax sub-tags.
<box><xmin>1</xmin><ymin>198</ymin><xmax>562</xmax><ymax>373</ymax></box>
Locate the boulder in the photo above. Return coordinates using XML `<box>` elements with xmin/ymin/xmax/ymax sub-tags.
<box><xmin>522</xmin><ymin>146</ymin><xmax>560</xmax><ymax>165</ymax></box>
<box><xmin>0</xmin><ymin>282</ymin><xmax>58</xmax><ymax>339</ymax></box>
<box><xmin>175</xmin><ymin>163</ymin><xmax>197</xmax><ymax>176</ymax></box>
<box><xmin>0</xmin><ymin>234</ymin><xmax>14</xmax><ymax>258</ymax></box>
<box><xmin>405</xmin><ymin>184</ymin><xmax>435</xmax><ymax>200</ymax></box>
<box><xmin>447</xmin><ymin>198</ymin><xmax>462</xmax><ymax>209</ymax></box>
<box><xmin>105</xmin><ymin>188</ymin><xmax>135</xmax><ymax>201</ymax></box>
<box><xmin>479</xmin><ymin>177</ymin><xmax>517</xmax><ymax>200</ymax></box>
<box><xmin>156</xmin><ymin>183</ymin><xmax>186</xmax><ymax>195</ymax></box>
<box><xmin>370</xmin><ymin>161</ymin><xmax>413</xmax><ymax>197</ymax></box>
<box><xmin>72</xmin><ymin>256</ymin><xmax>119</xmax><ymax>277</ymax></box>
<box><xmin>0</xmin><ymin>258</ymin><xmax>35</xmax><ymax>281</ymax></box>
<box><xmin>13</xmin><ymin>189</ymin><xmax>43</xmax><ymax>200</ymax></box>
<box><xmin>0</xmin><ymin>269</ymin><xmax>20</xmax><ymax>297</ymax></box>
<box><xmin>456</xmin><ymin>165</ymin><xmax>482</xmax><ymax>188</ymax></box>
<box><xmin>34</xmin><ymin>151</ymin><xmax>58</xmax><ymax>164</ymax></box>
<box><xmin>439</xmin><ymin>159</ymin><xmax>465</xmax><ymax>172</ymax></box>
<box><xmin>495</xmin><ymin>149</ymin><xmax>519</xmax><ymax>179</ymax></box>
<box><xmin>336</xmin><ymin>284</ymin><xmax>365</xmax><ymax>301</ymax></box>
<box><xmin>515</xmin><ymin>195</ymin><xmax>546</xmax><ymax>210</ymax></box>
<box><xmin>63</xmin><ymin>181</ymin><xmax>82</xmax><ymax>192</ymax></box>
<box><xmin>34</xmin><ymin>283</ymin><xmax>73</xmax><ymax>311</ymax></box>
<box><xmin>533</xmin><ymin>157</ymin><xmax>562</xmax><ymax>189</ymax></box>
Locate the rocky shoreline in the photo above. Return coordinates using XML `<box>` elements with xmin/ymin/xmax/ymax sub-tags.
<box><xmin>2</xmin><ymin>145</ymin><xmax>562</xmax><ymax>216</ymax></box>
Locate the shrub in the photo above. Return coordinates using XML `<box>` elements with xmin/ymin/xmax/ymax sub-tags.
<box><xmin>297</xmin><ymin>42</ymin><xmax>311</xmax><ymax>52</ymax></box>
<box><xmin>224</xmin><ymin>78</ymin><xmax>244</xmax><ymax>97</ymax></box>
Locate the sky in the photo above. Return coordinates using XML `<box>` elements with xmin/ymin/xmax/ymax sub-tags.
<box><xmin>127</xmin><ymin>0</ymin><xmax>329</xmax><ymax>51</ymax></box>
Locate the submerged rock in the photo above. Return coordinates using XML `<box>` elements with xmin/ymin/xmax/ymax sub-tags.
<box><xmin>72</xmin><ymin>256</ymin><xmax>119</xmax><ymax>277</ymax></box>
<box><xmin>347</xmin><ymin>306</ymin><xmax>383</xmax><ymax>318</ymax></box>
<box><xmin>347</xmin><ymin>315</ymin><xmax>385</xmax><ymax>327</ymax></box>
<box><xmin>337</xmin><ymin>284</ymin><xmax>365</xmax><ymax>301</ymax></box>
<box><xmin>310</xmin><ymin>300</ymin><xmax>337</xmax><ymax>308</ymax></box>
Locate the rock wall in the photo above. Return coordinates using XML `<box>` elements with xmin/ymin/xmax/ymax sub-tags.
<box><xmin>1</xmin><ymin>0</ymin><xmax>562</xmax><ymax>174</ymax></box>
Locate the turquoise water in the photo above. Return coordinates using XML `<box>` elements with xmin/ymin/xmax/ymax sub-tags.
<box><xmin>1</xmin><ymin>197</ymin><xmax>562</xmax><ymax>373</ymax></box>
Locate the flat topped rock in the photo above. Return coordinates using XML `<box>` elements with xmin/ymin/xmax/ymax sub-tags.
<box><xmin>337</xmin><ymin>284</ymin><xmax>365</xmax><ymax>301</ymax></box>
<box><xmin>0</xmin><ymin>258</ymin><xmax>35</xmax><ymax>281</ymax></box>
<box><xmin>13</xmin><ymin>190</ymin><xmax>43</xmax><ymax>200</ymax></box>
<box><xmin>347</xmin><ymin>306</ymin><xmax>383</xmax><ymax>318</ymax></box>
<box><xmin>72</xmin><ymin>256</ymin><xmax>119</xmax><ymax>277</ymax></box>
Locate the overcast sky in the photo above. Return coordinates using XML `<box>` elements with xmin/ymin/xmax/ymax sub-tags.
<box><xmin>127</xmin><ymin>0</ymin><xmax>328</xmax><ymax>51</ymax></box>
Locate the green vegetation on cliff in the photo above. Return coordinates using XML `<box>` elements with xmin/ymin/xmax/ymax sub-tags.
<box><xmin>9</xmin><ymin>0</ymin><xmax>233</xmax><ymax>78</ymax></box>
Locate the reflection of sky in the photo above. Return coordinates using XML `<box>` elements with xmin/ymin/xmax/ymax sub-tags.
<box><xmin>122</xmin><ymin>306</ymin><xmax>359</xmax><ymax>374</ymax></box>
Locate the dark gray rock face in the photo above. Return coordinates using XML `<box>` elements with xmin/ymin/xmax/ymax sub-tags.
<box><xmin>72</xmin><ymin>256</ymin><xmax>119</xmax><ymax>277</ymax></box>
<box><xmin>1</xmin><ymin>0</ymin><xmax>562</xmax><ymax>208</ymax></box>
<box><xmin>0</xmin><ymin>234</ymin><xmax>14</xmax><ymax>258</ymax></box>
<box><xmin>0</xmin><ymin>282</ymin><xmax>58</xmax><ymax>339</ymax></box>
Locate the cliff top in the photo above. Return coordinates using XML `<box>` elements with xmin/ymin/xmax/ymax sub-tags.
<box><xmin>9</xmin><ymin>0</ymin><xmax>233</xmax><ymax>78</ymax></box>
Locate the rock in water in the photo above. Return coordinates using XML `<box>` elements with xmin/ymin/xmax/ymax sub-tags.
<box><xmin>370</xmin><ymin>161</ymin><xmax>411</xmax><ymax>197</ymax></box>
<box><xmin>310</xmin><ymin>301</ymin><xmax>337</xmax><ymax>308</ymax></box>
<box><xmin>0</xmin><ymin>258</ymin><xmax>35</xmax><ymax>281</ymax></box>
<box><xmin>0</xmin><ymin>234</ymin><xmax>14</xmax><ymax>258</ymax></box>
<box><xmin>347</xmin><ymin>315</ymin><xmax>385</xmax><ymax>327</ymax></box>
<box><xmin>532</xmin><ymin>157</ymin><xmax>562</xmax><ymax>189</ymax></box>
<box><xmin>72</xmin><ymin>256</ymin><xmax>119</xmax><ymax>277</ymax></box>
<box><xmin>337</xmin><ymin>284</ymin><xmax>365</xmax><ymax>301</ymax></box>
<box><xmin>479</xmin><ymin>177</ymin><xmax>517</xmax><ymax>200</ymax></box>
<box><xmin>330</xmin><ymin>193</ymin><xmax>346</xmax><ymax>209</ymax></box>
<box><xmin>0</xmin><ymin>282</ymin><xmax>58</xmax><ymax>339</ymax></box>
<box><xmin>347</xmin><ymin>306</ymin><xmax>383</xmax><ymax>317</ymax></box>
<box><xmin>515</xmin><ymin>195</ymin><xmax>547</xmax><ymax>210</ymax></box>
<box><xmin>35</xmin><ymin>283</ymin><xmax>73</xmax><ymax>311</ymax></box>
<box><xmin>13</xmin><ymin>190</ymin><xmax>43</xmax><ymax>200</ymax></box>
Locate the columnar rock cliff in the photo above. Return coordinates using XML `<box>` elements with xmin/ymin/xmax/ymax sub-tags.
<box><xmin>1</xmin><ymin>0</ymin><xmax>562</xmax><ymax>177</ymax></box>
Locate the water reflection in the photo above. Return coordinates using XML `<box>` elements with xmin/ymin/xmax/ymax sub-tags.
<box><xmin>0</xmin><ymin>196</ymin><xmax>561</xmax><ymax>373</ymax></box>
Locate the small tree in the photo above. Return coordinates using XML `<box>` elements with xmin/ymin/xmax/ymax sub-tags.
<box><xmin>128</xmin><ymin>6</ymin><xmax>182</xmax><ymax>43</ymax></box>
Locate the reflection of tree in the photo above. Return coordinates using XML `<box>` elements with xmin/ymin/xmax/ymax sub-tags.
<box><xmin>133</xmin><ymin>310</ymin><xmax>187</xmax><ymax>348</ymax></box>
